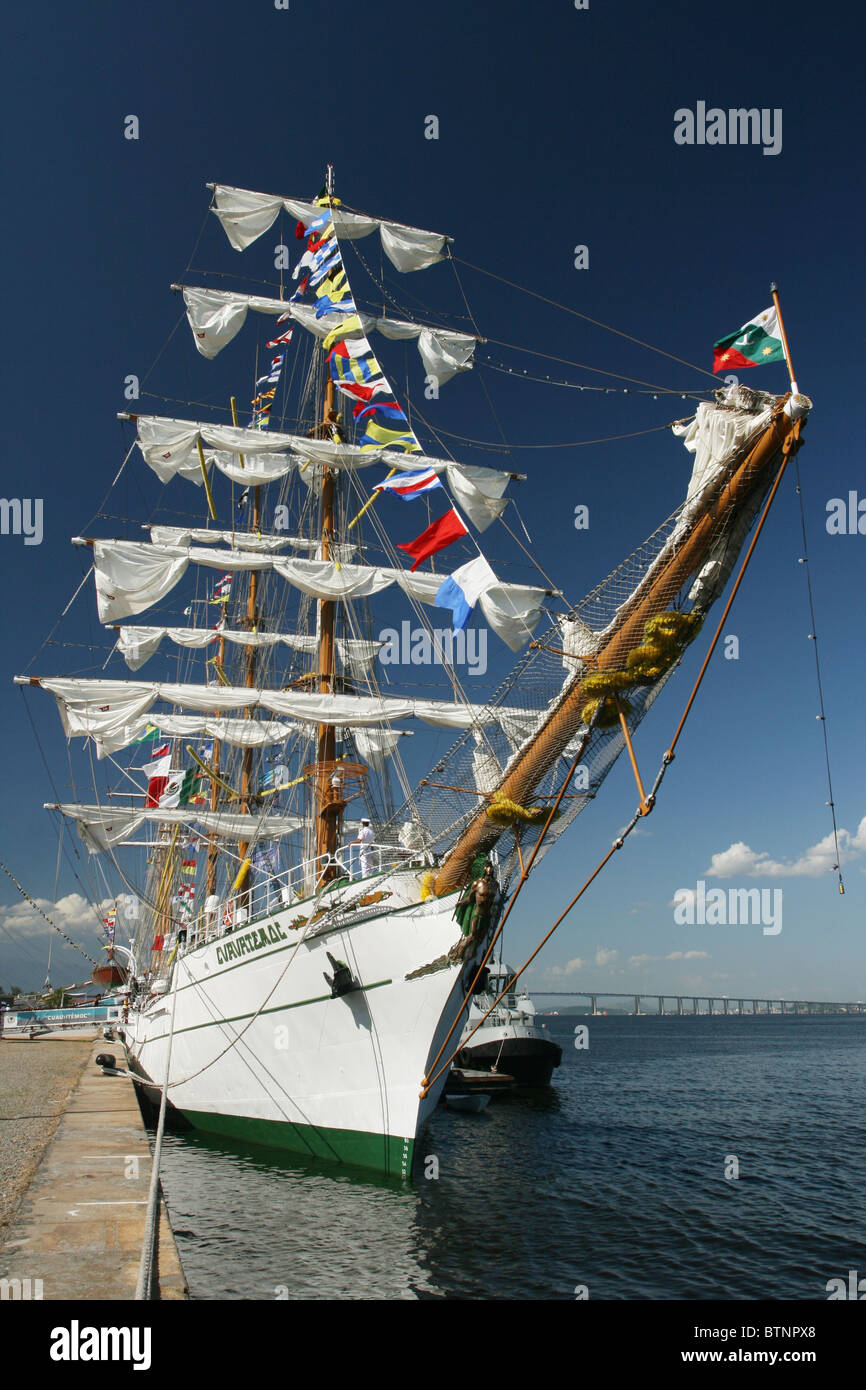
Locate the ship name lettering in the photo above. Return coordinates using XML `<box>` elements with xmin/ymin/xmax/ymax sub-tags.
<box><xmin>217</xmin><ymin>925</ymin><xmax>288</xmax><ymax>965</ymax></box>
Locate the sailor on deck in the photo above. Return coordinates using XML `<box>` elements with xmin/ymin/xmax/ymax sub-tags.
<box><xmin>352</xmin><ymin>818</ymin><xmax>375</xmax><ymax>878</ymax></box>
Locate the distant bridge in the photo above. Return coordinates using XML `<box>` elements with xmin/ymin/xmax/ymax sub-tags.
<box><xmin>530</xmin><ymin>991</ymin><xmax>866</xmax><ymax>1016</ymax></box>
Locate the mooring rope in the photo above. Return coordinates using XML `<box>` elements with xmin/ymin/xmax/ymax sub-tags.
<box><xmin>135</xmin><ymin>970</ymin><xmax>179</xmax><ymax>1301</ymax></box>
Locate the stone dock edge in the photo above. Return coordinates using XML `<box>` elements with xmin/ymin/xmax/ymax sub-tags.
<box><xmin>1</xmin><ymin>1036</ymin><xmax>188</xmax><ymax>1301</ymax></box>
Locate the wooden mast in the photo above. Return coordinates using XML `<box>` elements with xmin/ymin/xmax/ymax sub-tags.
<box><xmin>434</xmin><ymin>402</ymin><xmax>804</xmax><ymax>896</ymax></box>
<box><xmin>235</xmin><ymin>495</ymin><xmax>260</xmax><ymax>893</ymax></box>
<box><xmin>314</xmin><ymin>164</ymin><xmax>341</xmax><ymax>869</ymax></box>
<box><xmin>205</xmin><ymin>625</ymin><xmax>226</xmax><ymax>900</ymax></box>
<box><xmin>315</xmin><ymin>373</ymin><xmax>339</xmax><ymax>864</ymax></box>
<box><xmin>234</xmin><ymin>387</ymin><xmax>260</xmax><ymax>903</ymax></box>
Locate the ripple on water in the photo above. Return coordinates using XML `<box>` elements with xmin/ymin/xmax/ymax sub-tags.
<box><xmin>152</xmin><ymin>1015</ymin><xmax>866</xmax><ymax>1299</ymax></box>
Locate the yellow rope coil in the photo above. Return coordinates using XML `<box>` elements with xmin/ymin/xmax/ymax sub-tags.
<box><xmin>419</xmin><ymin>871</ymin><xmax>436</xmax><ymax>901</ymax></box>
<box><xmin>581</xmin><ymin>695</ymin><xmax>630</xmax><ymax>728</ymax></box>
<box><xmin>580</xmin><ymin>669</ymin><xmax>633</xmax><ymax>700</ymax></box>
<box><xmin>581</xmin><ymin>610</ymin><xmax>706</xmax><ymax>709</ymax></box>
<box><xmin>486</xmin><ymin>792</ymin><xmax>557</xmax><ymax>827</ymax></box>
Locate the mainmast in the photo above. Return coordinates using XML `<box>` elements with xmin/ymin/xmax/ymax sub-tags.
<box><xmin>205</xmin><ymin>622</ymin><xmax>226</xmax><ymax>900</ymax></box>
<box><xmin>236</xmin><ymin>390</ymin><xmax>261</xmax><ymax>902</ymax></box>
<box><xmin>314</xmin><ymin>164</ymin><xmax>348</xmax><ymax>870</ymax></box>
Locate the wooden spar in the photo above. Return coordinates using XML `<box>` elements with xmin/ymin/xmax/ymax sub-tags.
<box><xmin>433</xmin><ymin>401</ymin><xmax>803</xmax><ymax>896</ymax></box>
<box><xmin>315</xmin><ymin>373</ymin><xmax>339</xmax><ymax>863</ymax></box>
<box><xmin>347</xmin><ymin>468</ymin><xmax>396</xmax><ymax>531</ymax></box>
<box><xmin>770</xmin><ymin>283</ymin><xmax>798</xmax><ymax>394</ymax></box>
<box><xmin>205</xmin><ymin>626</ymin><xmax>226</xmax><ymax>898</ymax></box>
<box><xmin>616</xmin><ymin>697</ymin><xmax>651</xmax><ymax>815</ymax></box>
<box><xmin>232</xmin><ymin>394</ymin><xmax>260</xmax><ymax>899</ymax></box>
<box><xmin>196</xmin><ymin>438</ymin><xmax>218</xmax><ymax>521</ymax></box>
<box><xmin>154</xmin><ymin>825</ymin><xmax>180</xmax><ymax>951</ymax></box>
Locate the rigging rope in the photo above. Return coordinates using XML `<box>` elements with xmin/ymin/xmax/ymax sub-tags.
<box><xmin>415</xmin><ymin>417</ymin><xmax>687</xmax><ymax>451</ymax></box>
<box><xmin>484</xmin><ymin>357</ymin><xmax>715</xmax><ymax>400</ymax></box>
<box><xmin>453</xmin><ymin>256</ymin><xmax>721</xmax><ymax>383</ymax></box>
<box><xmin>485</xmin><ymin>337</ymin><xmax>703</xmax><ymax>396</ymax></box>
<box><xmin>422</xmin><ymin>421</ymin><xmax>807</xmax><ymax>1092</ymax></box>
<box><xmin>0</xmin><ymin>858</ymin><xmax>100</xmax><ymax>967</ymax></box>
<box><xmin>793</xmin><ymin>455</ymin><xmax>844</xmax><ymax>894</ymax></box>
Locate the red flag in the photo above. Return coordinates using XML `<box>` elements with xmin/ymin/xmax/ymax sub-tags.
<box><xmin>397</xmin><ymin>508</ymin><xmax>468</xmax><ymax>572</ymax></box>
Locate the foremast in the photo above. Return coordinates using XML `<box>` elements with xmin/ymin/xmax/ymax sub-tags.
<box><xmin>315</xmin><ymin>372</ymin><xmax>340</xmax><ymax>866</ymax></box>
<box><xmin>313</xmin><ymin>169</ymin><xmax>353</xmax><ymax>871</ymax></box>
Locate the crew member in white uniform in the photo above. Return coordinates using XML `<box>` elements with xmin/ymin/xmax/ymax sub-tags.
<box><xmin>352</xmin><ymin>818</ymin><xmax>375</xmax><ymax>878</ymax></box>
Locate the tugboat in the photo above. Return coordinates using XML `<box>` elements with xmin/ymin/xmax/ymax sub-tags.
<box><xmin>455</xmin><ymin>963</ymin><xmax>563</xmax><ymax>1085</ymax></box>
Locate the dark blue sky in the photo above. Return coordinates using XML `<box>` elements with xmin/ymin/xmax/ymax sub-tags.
<box><xmin>2</xmin><ymin>0</ymin><xmax>863</xmax><ymax>995</ymax></box>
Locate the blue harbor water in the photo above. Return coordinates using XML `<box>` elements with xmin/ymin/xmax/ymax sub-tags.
<box><xmin>154</xmin><ymin>1015</ymin><xmax>866</xmax><ymax>1300</ymax></box>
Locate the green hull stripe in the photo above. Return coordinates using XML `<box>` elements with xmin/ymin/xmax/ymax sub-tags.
<box><xmin>167</xmin><ymin>978</ymin><xmax>391</xmax><ymax>1039</ymax></box>
<box><xmin>179</xmin><ymin>1107</ymin><xmax>415</xmax><ymax>1177</ymax></box>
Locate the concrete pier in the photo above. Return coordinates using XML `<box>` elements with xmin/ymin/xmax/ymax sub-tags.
<box><xmin>0</xmin><ymin>1037</ymin><xmax>186</xmax><ymax>1300</ymax></box>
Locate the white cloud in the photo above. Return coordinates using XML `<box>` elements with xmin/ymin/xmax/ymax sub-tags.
<box><xmin>666</xmin><ymin>950</ymin><xmax>709</xmax><ymax>961</ymax></box>
<box><xmin>705</xmin><ymin>816</ymin><xmax>866</xmax><ymax>879</ymax></box>
<box><xmin>594</xmin><ymin>947</ymin><xmax>619</xmax><ymax>967</ymax></box>
<box><xmin>0</xmin><ymin>892</ymin><xmax>109</xmax><ymax>942</ymax></box>
<box><xmin>628</xmin><ymin>954</ymin><xmax>658</xmax><ymax>968</ymax></box>
<box><xmin>545</xmin><ymin>956</ymin><xmax>586</xmax><ymax>980</ymax></box>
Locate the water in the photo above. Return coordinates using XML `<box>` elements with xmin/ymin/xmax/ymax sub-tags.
<box><xmin>155</xmin><ymin>1015</ymin><xmax>866</xmax><ymax>1300</ymax></box>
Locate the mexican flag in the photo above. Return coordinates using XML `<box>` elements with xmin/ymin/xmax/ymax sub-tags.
<box><xmin>160</xmin><ymin>767</ymin><xmax>205</xmax><ymax>809</ymax></box>
<box><xmin>143</xmin><ymin>746</ymin><xmax>171</xmax><ymax>807</ymax></box>
<box><xmin>712</xmin><ymin>307</ymin><xmax>785</xmax><ymax>374</ymax></box>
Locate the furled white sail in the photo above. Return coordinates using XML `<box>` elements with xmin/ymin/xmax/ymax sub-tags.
<box><xmin>670</xmin><ymin>393</ymin><xmax>775</xmax><ymax>544</ymax></box>
<box><xmin>202</xmin><ymin>451</ymin><xmax>298</xmax><ymax>487</ymax></box>
<box><xmin>178</xmin><ymin>285</ymin><xmax>476</xmax><ymax>383</ymax></box>
<box><xmin>29</xmin><ymin>675</ymin><xmax>538</xmax><ymax>750</ymax></box>
<box><xmin>151</xmin><ymin>715</ymin><xmax>299</xmax><ymax>748</ymax></box>
<box><xmin>113</xmin><ymin>625</ymin><xmax>381</xmax><ymax>674</ymax></box>
<box><xmin>378</xmin><ymin>222</ymin><xmax>447</xmax><ymax>273</ymax></box>
<box><xmin>599</xmin><ymin>391</ymin><xmax>779</xmax><ymax>642</ymax></box>
<box><xmin>49</xmin><ymin>802</ymin><xmax>306</xmax><ymax>854</ymax></box>
<box><xmin>134</xmin><ymin>414</ymin><xmax>424</xmax><ymax>480</ymax></box>
<box><xmin>147</xmin><ymin>526</ymin><xmax>296</xmax><ymax>553</ymax></box>
<box><xmin>210</xmin><ymin>184</ymin><xmax>448</xmax><ymax>271</ymax></box>
<box><xmin>81</xmin><ymin>539</ymin><xmax>547</xmax><ymax>646</ymax></box>
<box><xmin>182</xmin><ymin>286</ymin><xmax>286</xmax><ymax>359</ymax></box>
<box><xmin>445</xmin><ymin>464</ymin><xmax>510</xmax><ymax>532</ymax></box>
<box><xmin>352</xmin><ymin>728</ymin><xmax>411</xmax><ymax>776</ymax></box>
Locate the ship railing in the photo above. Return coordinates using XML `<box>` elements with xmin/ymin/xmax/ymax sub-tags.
<box><xmin>185</xmin><ymin>843</ymin><xmax>432</xmax><ymax>948</ymax></box>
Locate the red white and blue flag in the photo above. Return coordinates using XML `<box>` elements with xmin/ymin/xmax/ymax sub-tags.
<box><xmin>353</xmin><ymin>400</ymin><xmax>407</xmax><ymax>425</ymax></box>
<box><xmin>374</xmin><ymin>468</ymin><xmax>442</xmax><ymax>501</ymax></box>
<box><xmin>266</xmin><ymin>326</ymin><xmax>294</xmax><ymax>349</ymax></box>
<box><xmin>335</xmin><ymin>379</ymin><xmax>391</xmax><ymax>405</ymax></box>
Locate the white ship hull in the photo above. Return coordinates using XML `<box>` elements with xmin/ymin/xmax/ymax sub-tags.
<box><xmin>124</xmin><ymin>868</ymin><xmax>477</xmax><ymax>1175</ymax></box>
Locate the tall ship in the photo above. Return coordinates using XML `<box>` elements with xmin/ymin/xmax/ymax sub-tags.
<box><xmin>16</xmin><ymin>170</ymin><xmax>810</xmax><ymax>1175</ymax></box>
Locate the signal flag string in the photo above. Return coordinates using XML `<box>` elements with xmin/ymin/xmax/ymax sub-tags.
<box><xmin>0</xmin><ymin>858</ymin><xmax>100</xmax><ymax>968</ymax></box>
